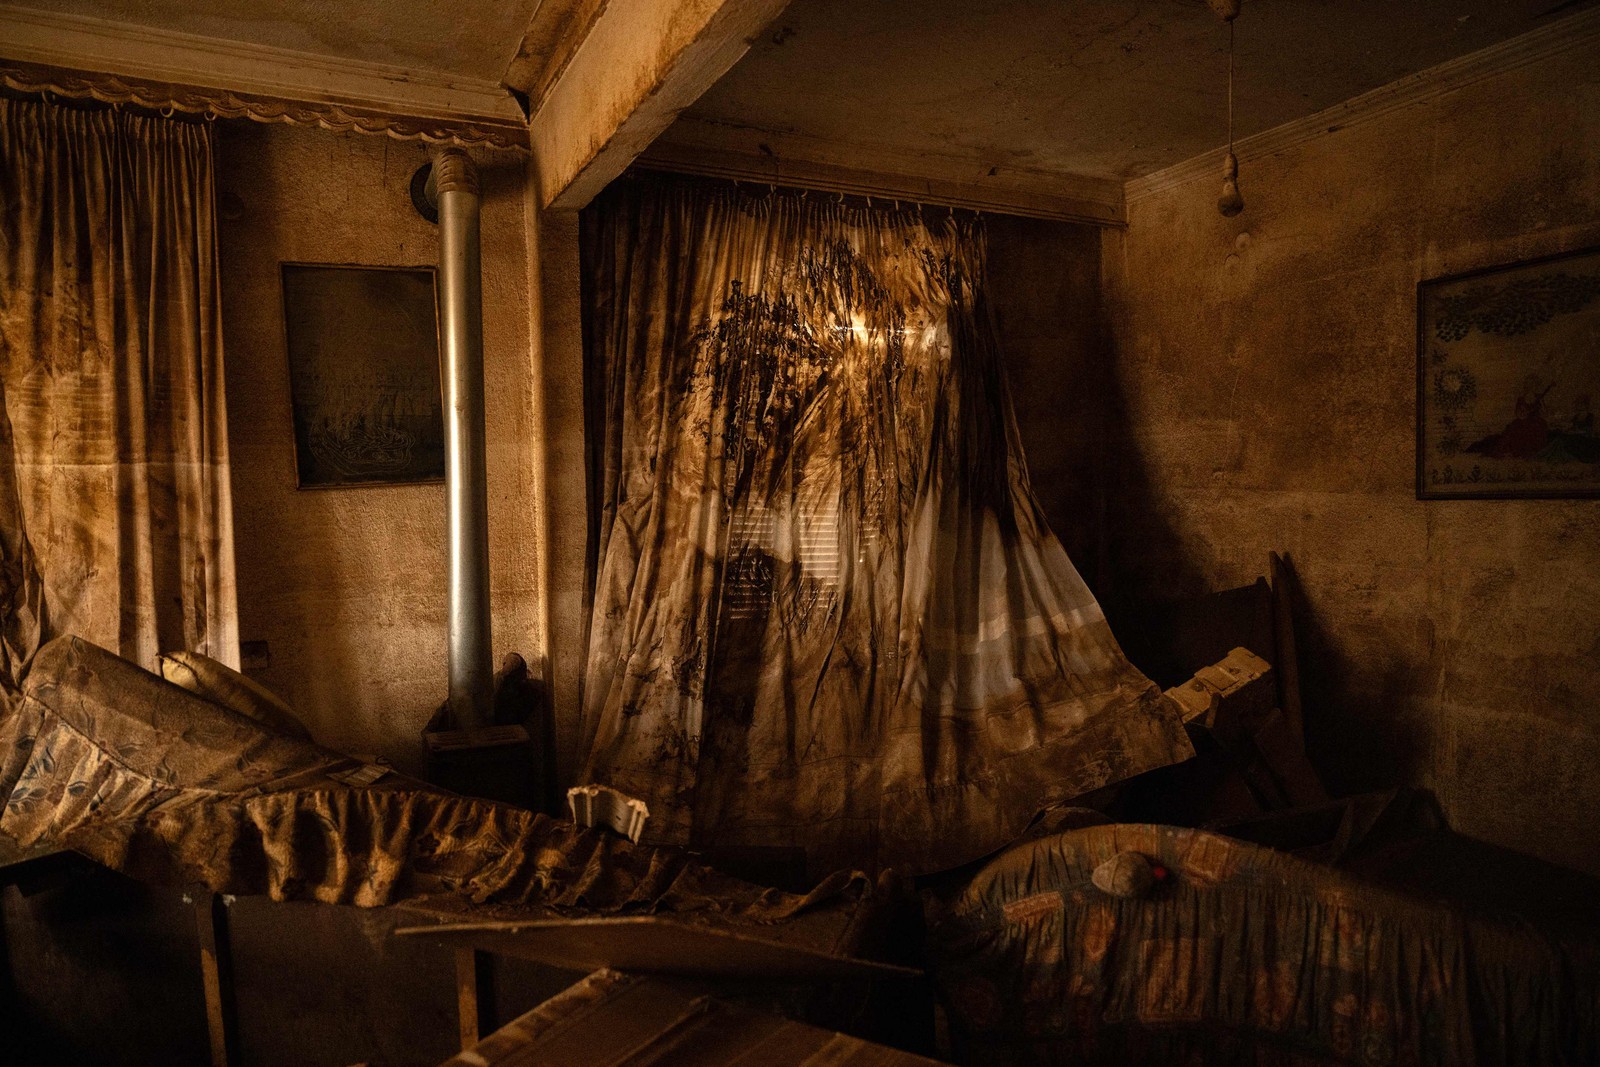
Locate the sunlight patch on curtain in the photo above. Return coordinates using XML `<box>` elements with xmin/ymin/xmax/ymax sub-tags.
<box><xmin>579</xmin><ymin>176</ymin><xmax>1189</xmax><ymax>875</ymax></box>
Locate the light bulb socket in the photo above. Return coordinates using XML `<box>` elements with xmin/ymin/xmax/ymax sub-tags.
<box><xmin>1218</xmin><ymin>151</ymin><xmax>1243</xmax><ymax>216</ymax></box>
<box><xmin>1218</xmin><ymin>180</ymin><xmax>1244</xmax><ymax>217</ymax></box>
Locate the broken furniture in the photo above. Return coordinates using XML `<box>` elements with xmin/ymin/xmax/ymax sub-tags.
<box><xmin>0</xmin><ymin>635</ymin><xmax>920</xmax><ymax>1063</ymax></box>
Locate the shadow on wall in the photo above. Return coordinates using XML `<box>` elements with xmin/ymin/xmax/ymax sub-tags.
<box><xmin>1286</xmin><ymin>557</ymin><xmax>1433</xmax><ymax>798</ymax></box>
<box><xmin>985</xmin><ymin>214</ymin><xmax>1203</xmax><ymax>609</ymax></box>
<box><xmin>985</xmin><ymin>213</ymin><xmax>1433</xmax><ymax>808</ymax></box>
<box><xmin>1088</xmin><ymin>296</ymin><xmax>1428</xmax><ymax>801</ymax></box>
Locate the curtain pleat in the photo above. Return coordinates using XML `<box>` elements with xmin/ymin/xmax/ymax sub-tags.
<box><xmin>0</xmin><ymin>96</ymin><xmax>238</xmax><ymax>685</ymax></box>
<box><xmin>579</xmin><ymin>176</ymin><xmax>1190</xmax><ymax>876</ymax></box>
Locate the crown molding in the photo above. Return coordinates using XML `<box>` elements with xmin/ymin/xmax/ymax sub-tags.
<box><xmin>0</xmin><ymin>3</ymin><xmax>527</xmax><ymax>131</ymax></box>
<box><xmin>1126</xmin><ymin>6</ymin><xmax>1600</xmax><ymax>204</ymax></box>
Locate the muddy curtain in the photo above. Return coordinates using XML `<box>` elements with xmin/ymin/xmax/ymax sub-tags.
<box><xmin>0</xmin><ymin>96</ymin><xmax>237</xmax><ymax>687</ymax></box>
<box><xmin>580</xmin><ymin>176</ymin><xmax>1188</xmax><ymax>876</ymax></box>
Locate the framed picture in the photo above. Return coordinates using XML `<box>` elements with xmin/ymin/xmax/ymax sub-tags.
<box><xmin>281</xmin><ymin>263</ymin><xmax>445</xmax><ymax>489</ymax></box>
<box><xmin>1417</xmin><ymin>245</ymin><xmax>1600</xmax><ymax>499</ymax></box>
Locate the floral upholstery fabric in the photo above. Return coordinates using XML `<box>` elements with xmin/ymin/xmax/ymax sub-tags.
<box><xmin>0</xmin><ymin>637</ymin><xmax>868</xmax><ymax>944</ymax></box>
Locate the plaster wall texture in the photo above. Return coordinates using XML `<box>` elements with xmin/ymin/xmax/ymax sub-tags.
<box><xmin>985</xmin><ymin>215</ymin><xmax>1111</xmax><ymax>592</ymax></box>
<box><xmin>528</xmin><ymin>207</ymin><xmax>589</xmax><ymax>790</ymax></box>
<box><xmin>216</xmin><ymin>122</ymin><xmax>540</xmax><ymax>772</ymax></box>
<box><xmin>1105</xmin><ymin>42</ymin><xmax>1600</xmax><ymax>874</ymax></box>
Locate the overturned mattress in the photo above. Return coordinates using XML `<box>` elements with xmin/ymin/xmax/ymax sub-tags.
<box><xmin>0</xmin><ymin>637</ymin><xmax>868</xmax><ymax>941</ymax></box>
<box><xmin>925</xmin><ymin>823</ymin><xmax>1600</xmax><ymax>1066</ymax></box>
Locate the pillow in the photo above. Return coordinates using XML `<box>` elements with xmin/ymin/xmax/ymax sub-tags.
<box><xmin>156</xmin><ymin>650</ymin><xmax>312</xmax><ymax>741</ymax></box>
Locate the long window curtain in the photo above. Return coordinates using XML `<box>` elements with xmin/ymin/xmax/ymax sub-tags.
<box><xmin>0</xmin><ymin>96</ymin><xmax>237</xmax><ymax>687</ymax></box>
<box><xmin>580</xmin><ymin>176</ymin><xmax>1190</xmax><ymax>876</ymax></box>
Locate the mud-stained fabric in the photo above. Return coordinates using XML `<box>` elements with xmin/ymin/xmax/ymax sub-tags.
<box><xmin>0</xmin><ymin>637</ymin><xmax>868</xmax><ymax>945</ymax></box>
<box><xmin>925</xmin><ymin>824</ymin><xmax>1600</xmax><ymax>1065</ymax></box>
<box><xmin>0</xmin><ymin>97</ymin><xmax>237</xmax><ymax>687</ymax></box>
<box><xmin>579</xmin><ymin>176</ymin><xmax>1190</xmax><ymax>877</ymax></box>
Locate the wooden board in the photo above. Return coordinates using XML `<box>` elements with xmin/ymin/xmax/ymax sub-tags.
<box><xmin>395</xmin><ymin>915</ymin><xmax>919</xmax><ymax>981</ymax></box>
<box><xmin>438</xmin><ymin>968</ymin><xmax>945</xmax><ymax>1066</ymax></box>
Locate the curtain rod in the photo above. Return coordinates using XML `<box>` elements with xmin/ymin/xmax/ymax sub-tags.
<box><xmin>628</xmin><ymin>152</ymin><xmax>1126</xmax><ymax>229</ymax></box>
<box><xmin>619</xmin><ymin>165</ymin><xmax>998</xmax><ymax>221</ymax></box>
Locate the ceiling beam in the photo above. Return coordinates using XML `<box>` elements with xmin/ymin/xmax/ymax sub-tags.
<box><xmin>503</xmin><ymin>0</ymin><xmax>609</xmax><ymax>113</ymax></box>
<box><xmin>529</xmin><ymin>0</ymin><xmax>793</xmax><ymax>210</ymax></box>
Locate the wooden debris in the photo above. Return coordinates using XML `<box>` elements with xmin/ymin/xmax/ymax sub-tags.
<box><xmin>567</xmin><ymin>783</ymin><xmax>650</xmax><ymax>842</ymax></box>
<box><xmin>1157</xmin><ymin>645</ymin><xmax>1327</xmax><ymax>817</ymax></box>
<box><xmin>1164</xmin><ymin>646</ymin><xmax>1274</xmax><ymax>731</ymax></box>
<box><xmin>437</xmin><ymin>968</ymin><xmax>946</xmax><ymax>1066</ymax></box>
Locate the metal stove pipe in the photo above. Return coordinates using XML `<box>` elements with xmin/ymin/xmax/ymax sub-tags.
<box><xmin>428</xmin><ymin>148</ymin><xmax>492</xmax><ymax>730</ymax></box>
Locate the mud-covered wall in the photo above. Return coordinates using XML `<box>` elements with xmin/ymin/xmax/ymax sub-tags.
<box><xmin>987</xmin><ymin>216</ymin><xmax>1111</xmax><ymax>595</ymax></box>
<box><xmin>216</xmin><ymin>123</ymin><xmax>540</xmax><ymax>771</ymax></box>
<box><xmin>1105</xmin><ymin>42</ymin><xmax>1600</xmax><ymax>873</ymax></box>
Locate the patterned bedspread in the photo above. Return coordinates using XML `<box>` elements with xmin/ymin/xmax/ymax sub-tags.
<box><xmin>926</xmin><ymin>823</ymin><xmax>1600</xmax><ymax>1066</ymax></box>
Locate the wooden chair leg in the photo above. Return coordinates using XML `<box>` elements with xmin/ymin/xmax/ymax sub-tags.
<box><xmin>455</xmin><ymin>948</ymin><xmax>484</xmax><ymax>1050</ymax></box>
<box><xmin>194</xmin><ymin>894</ymin><xmax>235</xmax><ymax>1067</ymax></box>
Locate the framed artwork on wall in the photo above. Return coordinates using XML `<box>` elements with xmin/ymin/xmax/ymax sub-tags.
<box><xmin>281</xmin><ymin>263</ymin><xmax>445</xmax><ymax>489</ymax></box>
<box><xmin>1417</xmin><ymin>245</ymin><xmax>1600</xmax><ymax>499</ymax></box>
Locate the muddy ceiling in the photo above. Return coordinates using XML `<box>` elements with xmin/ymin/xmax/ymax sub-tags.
<box><xmin>662</xmin><ymin>0</ymin><xmax>1595</xmax><ymax>182</ymax></box>
<box><xmin>39</xmin><ymin>0</ymin><xmax>1595</xmax><ymax>180</ymax></box>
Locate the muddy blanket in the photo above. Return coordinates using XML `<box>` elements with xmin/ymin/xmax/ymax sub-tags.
<box><xmin>0</xmin><ymin>637</ymin><xmax>869</xmax><ymax>945</ymax></box>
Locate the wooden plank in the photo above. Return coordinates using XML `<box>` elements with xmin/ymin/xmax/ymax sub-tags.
<box><xmin>438</xmin><ymin>969</ymin><xmax>946</xmax><ymax>1066</ymax></box>
<box><xmin>454</xmin><ymin>948</ymin><xmax>480</xmax><ymax>1051</ymax></box>
<box><xmin>193</xmin><ymin>894</ymin><xmax>235</xmax><ymax>1067</ymax></box>
<box><xmin>396</xmin><ymin>916</ymin><xmax>919</xmax><ymax>981</ymax></box>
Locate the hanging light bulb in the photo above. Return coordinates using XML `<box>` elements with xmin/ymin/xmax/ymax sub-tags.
<box><xmin>1211</xmin><ymin>0</ymin><xmax>1244</xmax><ymax>217</ymax></box>
<box><xmin>1219</xmin><ymin>150</ymin><xmax>1244</xmax><ymax>218</ymax></box>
